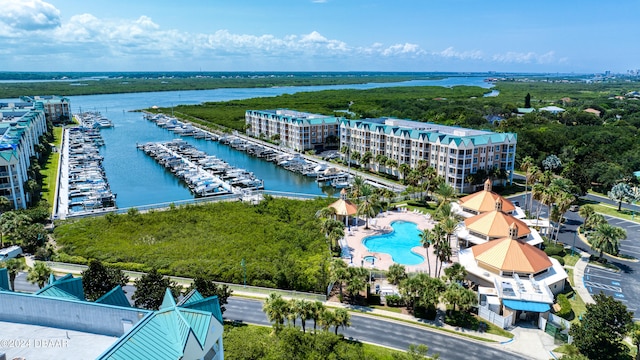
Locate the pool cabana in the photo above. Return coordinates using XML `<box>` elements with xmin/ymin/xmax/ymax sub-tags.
<box><xmin>328</xmin><ymin>189</ymin><xmax>358</xmax><ymax>227</ymax></box>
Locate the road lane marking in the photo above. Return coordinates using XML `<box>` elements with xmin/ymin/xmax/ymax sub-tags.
<box><xmin>584</xmin><ymin>281</ymin><xmax>622</xmax><ymax>292</ymax></box>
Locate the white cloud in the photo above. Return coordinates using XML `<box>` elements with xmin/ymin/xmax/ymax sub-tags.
<box><xmin>436</xmin><ymin>47</ymin><xmax>483</xmax><ymax>60</ymax></box>
<box><xmin>0</xmin><ymin>4</ymin><xmax>568</xmax><ymax>71</ymax></box>
<box><xmin>491</xmin><ymin>51</ymin><xmax>557</xmax><ymax>64</ymax></box>
<box><xmin>381</xmin><ymin>43</ymin><xmax>424</xmax><ymax>56</ymax></box>
<box><xmin>0</xmin><ymin>0</ymin><xmax>61</xmax><ymax>31</ymax></box>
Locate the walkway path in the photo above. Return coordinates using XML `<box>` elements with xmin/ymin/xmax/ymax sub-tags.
<box><xmin>572</xmin><ymin>251</ymin><xmax>595</xmax><ymax>305</ymax></box>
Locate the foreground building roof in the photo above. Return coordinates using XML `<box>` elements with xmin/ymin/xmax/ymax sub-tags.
<box><xmin>472</xmin><ymin>237</ymin><xmax>552</xmax><ymax>274</ymax></box>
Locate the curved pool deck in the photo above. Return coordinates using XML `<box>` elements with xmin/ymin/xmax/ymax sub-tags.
<box><xmin>344</xmin><ymin>209</ymin><xmax>441</xmax><ymax>274</ymax></box>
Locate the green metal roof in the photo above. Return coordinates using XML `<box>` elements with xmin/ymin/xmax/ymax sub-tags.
<box><xmin>95</xmin><ymin>285</ymin><xmax>131</xmax><ymax>307</ymax></box>
<box><xmin>178</xmin><ymin>289</ymin><xmax>205</xmax><ymax>306</ymax></box>
<box><xmin>35</xmin><ymin>273</ymin><xmax>85</xmax><ymax>301</ymax></box>
<box><xmin>0</xmin><ymin>268</ymin><xmax>10</xmax><ymax>291</ymax></box>
<box><xmin>99</xmin><ymin>288</ymin><xmax>224</xmax><ymax>360</ymax></box>
<box><xmin>181</xmin><ymin>296</ymin><xmax>224</xmax><ymax>324</ymax></box>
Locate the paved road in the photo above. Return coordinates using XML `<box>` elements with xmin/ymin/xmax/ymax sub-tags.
<box><xmin>12</xmin><ymin>277</ymin><xmax>528</xmax><ymax>360</ymax></box>
<box><xmin>508</xmin><ymin>192</ymin><xmax>640</xmax><ymax>321</ymax></box>
<box><xmin>224</xmin><ymin>298</ymin><xmax>529</xmax><ymax>360</ymax></box>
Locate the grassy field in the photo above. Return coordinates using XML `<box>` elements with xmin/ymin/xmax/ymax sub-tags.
<box><xmin>53</xmin><ymin>197</ymin><xmax>333</xmax><ymax>292</ymax></box>
<box><xmin>40</xmin><ymin>126</ymin><xmax>63</xmax><ymax>212</ymax></box>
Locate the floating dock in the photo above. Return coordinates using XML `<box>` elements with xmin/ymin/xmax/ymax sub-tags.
<box><xmin>138</xmin><ymin>139</ymin><xmax>263</xmax><ymax>197</ymax></box>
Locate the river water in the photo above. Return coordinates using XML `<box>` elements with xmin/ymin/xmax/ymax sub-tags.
<box><xmin>47</xmin><ymin>77</ymin><xmax>492</xmax><ymax>209</ymax></box>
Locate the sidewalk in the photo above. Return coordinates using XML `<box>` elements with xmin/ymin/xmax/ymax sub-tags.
<box><xmin>572</xmin><ymin>251</ymin><xmax>595</xmax><ymax>305</ymax></box>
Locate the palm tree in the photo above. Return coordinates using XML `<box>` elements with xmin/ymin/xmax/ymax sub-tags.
<box><xmin>333</xmin><ymin>308</ymin><xmax>351</xmax><ymax>335</ymax></box>
<box><xmin>420</xmin><ymin>229</ymin><xmax>434</xmax><ymax>276</ymax></box>
<box><xmin>552</xmin><ymin>191</ymin><xmax>575</xmax><ymax>243</ymax></box>
<box><xmin>440</xmin><ymin>216</ymin><xmax>459</xmax><ymax>248</ymax></box>
<box><xmin>316</xmin><ymin>206</ymin><xmax>337</xmax><ymax>220</ymax></box>
<box><xmin>309</xmin><ymin>301</ymin><xmax>325</xmax><ymax>333</ymax></box>
<box><xmin>591</xmin><ymin>223</ymin><xmax>626</xmax><ymax>259</ymax></box>
<box><xmin>386</xmin><ymin>263</ymin><xmax>407</xmax><ymax>285</ymax></box>
<box><xmin>531</xmin><ymin>183</ymin><xmax>546</xmax><ymax>221</ymax></box>
<box><xmin>345</xmin><ymin>267</ymin><xmax>368</xmax><ymax>301</ymax></box>
<box><xmin>27</xmin><ymin>261</ymin><xmax>52</xmax><ymax>289</ymax></box>
<box><xmin>357</xmin><ymin>197</ymin><xmax>379</xmax><ymax>229</ymax></box>
<box><xmin>330</xmin><ymin>258</ymin><xmax>349</xmax><ymax>298</ymax></box>
<box><xmin>296</xmin><ymin>300</ymin><xmax>313</xmax><ymax>333</ymax></box>
<box><xmin>585</xmin><ymin>213</ymin><xmax>606</xmax><ymax>232</ymax></box>
<box><xmin>319</xmin><ymin>308</ymin><xmax>336</xmax><ymax>332</ymax></box>
<box><xmin>375</xmin><ymin>154</ymin><xmax>388</xmax><ymax>172</ymax></box>
<box><xmin>578</xmin><ymin>205</ymin><xmax>595</xmax><ymax>225</ymax></box>
<box><xmin>350</xmin><ymin>176</ymin><xmax>366</xmax><ymax>200</ymax></box>
<box><xmin>385</xmin><ymin>158</ymin><xmax>398</xmax><ymax>175</ymax></box>
<box><xmin>2</xmin><ymin>258</ymin><xmax>26</xmax><ymax>290</ymax></box>
<box><xmin>465</xmin><ymin>174</ymin><xmax>475</xmax><ymax>192</ymax></box>
<box><xmin>608</xmin><ymin>182</ymin><xmax>632</xmax><ymax>211</ymax></box>
<box><xmin>0</xmin><ymin>196</ymin><xmax>11</xmax><ymax>213</ymax></box>
<box><xmin>361</xmin><ymin>151</ymin><xmax>373</xmax><ymax>170</ymax></box>
<box><xmin>262</xmin><ymin>293</ymin><xmax>289</xmax><ymax>332</ymax></box>
<box><xmin>435</xmin><ymin>182</ymin><xmax>456</xmax><ymax>207</ymax></box>
<box><xmin>443</xmin><ymin>263</ymin><xmax>467</xmax><ymax>284</ymax></box>
<box><xmin>399</xmin><ymin>163</ymin><xmax>411</xmax><ymax>181</ymax></box>
<box><xmin>421</xmin><ymin>166</ymin><xmax>437</xmax><ymax>200</ymax></box>
<box><xmin>430</xmin><ymin>224</ymin><xmax>447</xmax><ymax>277</ymax></box>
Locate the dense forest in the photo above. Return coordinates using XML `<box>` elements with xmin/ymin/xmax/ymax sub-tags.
<box><xmin>162</xmin><ymin>80</ymin><xmax>640</xmax><ymax>193</ymax></box>
<box><xmin>53</xmin><ymin>196</ymin><xmax>333</xmax><ymax>293</ymax></box>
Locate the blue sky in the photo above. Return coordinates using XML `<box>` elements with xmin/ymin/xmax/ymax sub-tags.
<box><xmin>0</xmin><ymin>0</ymin><xmax>638</xmax><ymax>73</ymax></box>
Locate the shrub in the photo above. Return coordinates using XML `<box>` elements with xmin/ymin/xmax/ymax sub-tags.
<box><xmin>556</xmin><ymin>294</ymin><xmax>572</xmax><ymax>319</ymax></box>
<box><xmin>544</xmin><ymin>242</ymin><xmax>566</xmax><ymax>257</ymax></box>
<box><xmin>552</xmin><ymin>255</ymin><xmax>565</xmax><ymax>266</ymax></box>
<box><xmin>384</xmin><ymin>294</ymin><xmax>403</xmax><ymax>307</ymax></box>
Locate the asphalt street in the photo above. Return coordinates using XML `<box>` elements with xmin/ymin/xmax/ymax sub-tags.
<box><xmin>223</xmin><ymin>298</ymin><xmax>529</xmax><ymax>360</ymax></box>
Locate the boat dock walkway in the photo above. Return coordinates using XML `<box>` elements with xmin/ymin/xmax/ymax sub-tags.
<box><xmin>138</xmin><ymin>139</ymin><xmax>263</xmax><ymax>197</ymax></box>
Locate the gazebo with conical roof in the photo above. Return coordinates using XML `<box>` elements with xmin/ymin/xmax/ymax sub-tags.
<box><xmin>458</xmin><ymin>178</ymin><xmax>515</xmax><ymax>215</ymax></box>
<box><xmin>328</xmin><ymin>189</ymin><xmax>358</xmax><ymax>226</ymax></box>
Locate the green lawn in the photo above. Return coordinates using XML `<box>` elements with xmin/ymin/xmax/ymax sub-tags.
<box><xmin>40</xmin><ymin>127</ymin><xmax>63</xmax><ymax>212</ymax></box>
<box><xmin>563</xmin><ymin>253</ymin><xmax>580</xmax><ymax>267</ymax></box>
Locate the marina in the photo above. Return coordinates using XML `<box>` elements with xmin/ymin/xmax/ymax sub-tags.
<box><xmin>144</xmin><ymin>114</ymin><xmax>356</xmax><ymax>189</ymax></box>
<box><xmin>58</xmin><ymin>114</ymin><xmax>117</xmax><ymax>217</ymax></box>
<box><xmin>137</xmin><ymin>139</ymin><xmax>263</xmax><ymax>197</ymax></box>
<box><xmin>45</xmin><ymin>76</ymin><xmax>489</xmax><ymax>210</ymax></box>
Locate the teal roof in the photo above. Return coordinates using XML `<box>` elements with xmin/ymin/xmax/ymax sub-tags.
<box><xmin>342</xmin><ymin>118</ymin><xmax>517</xmax><ymax>147</ymax></box>
<box><xmin>160</xmin><ymin>288</ymin><xmax>177</xmax><ymax>309</ymax></box>
<box><xmin>178</xmin><ymin>289</ymin><xmax>205</xmax><ymax>306</ymax></box>
<box><xmin>95</xmin><ymin>285</ymin><xmax>131</xmax><ymax>307</ymax></box>
<box><xmin>180</xmin><ymin>296</ymin><xmax>223</xmax><ymax>324</ymax></box>
<box><xmin>99</xmin><ymin>288</ymin><xmax>223</xmax><ymax>360</ymax></box>
<box><xmin>517</xmin><ymin>108</ymin><xmax>536</xmax><ymax>114</ymax></box>
<box><xmin>0</xmin><ymin>268</ymin><xmax>9</xmax><ymax>291</ymax></box>
<box><xmin>35</xmin><ymin>273</ymin><xmax>85</xmax><ymax>301</ymax></box>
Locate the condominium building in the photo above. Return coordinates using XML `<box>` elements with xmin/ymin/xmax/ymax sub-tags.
<box><xmin>0</xmin><ymin>101</ymin><xmax>48</xmax><ymax>209</ymax></box>
<box><xmin>245</xmin><ymin>109</ymin><xmax>340</xmax><ymax>151</ymax></box>
<box><xmin>340</xmin><ymin>117</ymin><xmax>517</xmax><ymax>193</ymax></box>
<box><xmin>21</xmin><ymin>95</ymin><xmax>71</xmax><ymax>124</ymax></box>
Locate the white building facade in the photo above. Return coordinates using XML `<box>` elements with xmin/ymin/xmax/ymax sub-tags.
<box><xmin>340</xmin><ymin>118</ymin><xmax>517</xmax><ymax>193</ymax></box>
<box><xmin>0</xmin><ymin>102</ymin><xmax>48</xmax><ymax>209</ymax></box>
<box><xmin>245</xmin><ymin>109</ymin><xmax>340</xmax><ymax>151</ymax></box>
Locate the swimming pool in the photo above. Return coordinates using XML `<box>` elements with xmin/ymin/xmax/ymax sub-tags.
<box><xmin>362</xmin><ymin>221</ymin><xmax>425</xmax><ymax>266</ymax></box>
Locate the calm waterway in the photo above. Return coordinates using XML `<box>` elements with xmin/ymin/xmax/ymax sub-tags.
<box><xmin>54</xmin><ymin>77</ymin><xmax>492</xmax><ymax>209</ymax></box>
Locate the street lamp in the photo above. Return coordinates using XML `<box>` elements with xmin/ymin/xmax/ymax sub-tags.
<box><xmin>240</xmin><ymin>258</ymin><xmax>247</xmax><ymax>288</ymax></box>
<box><xmin>571</xmin><ymin>229</ymin><xmax>577</xmax><ymax>256</ymax></box>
